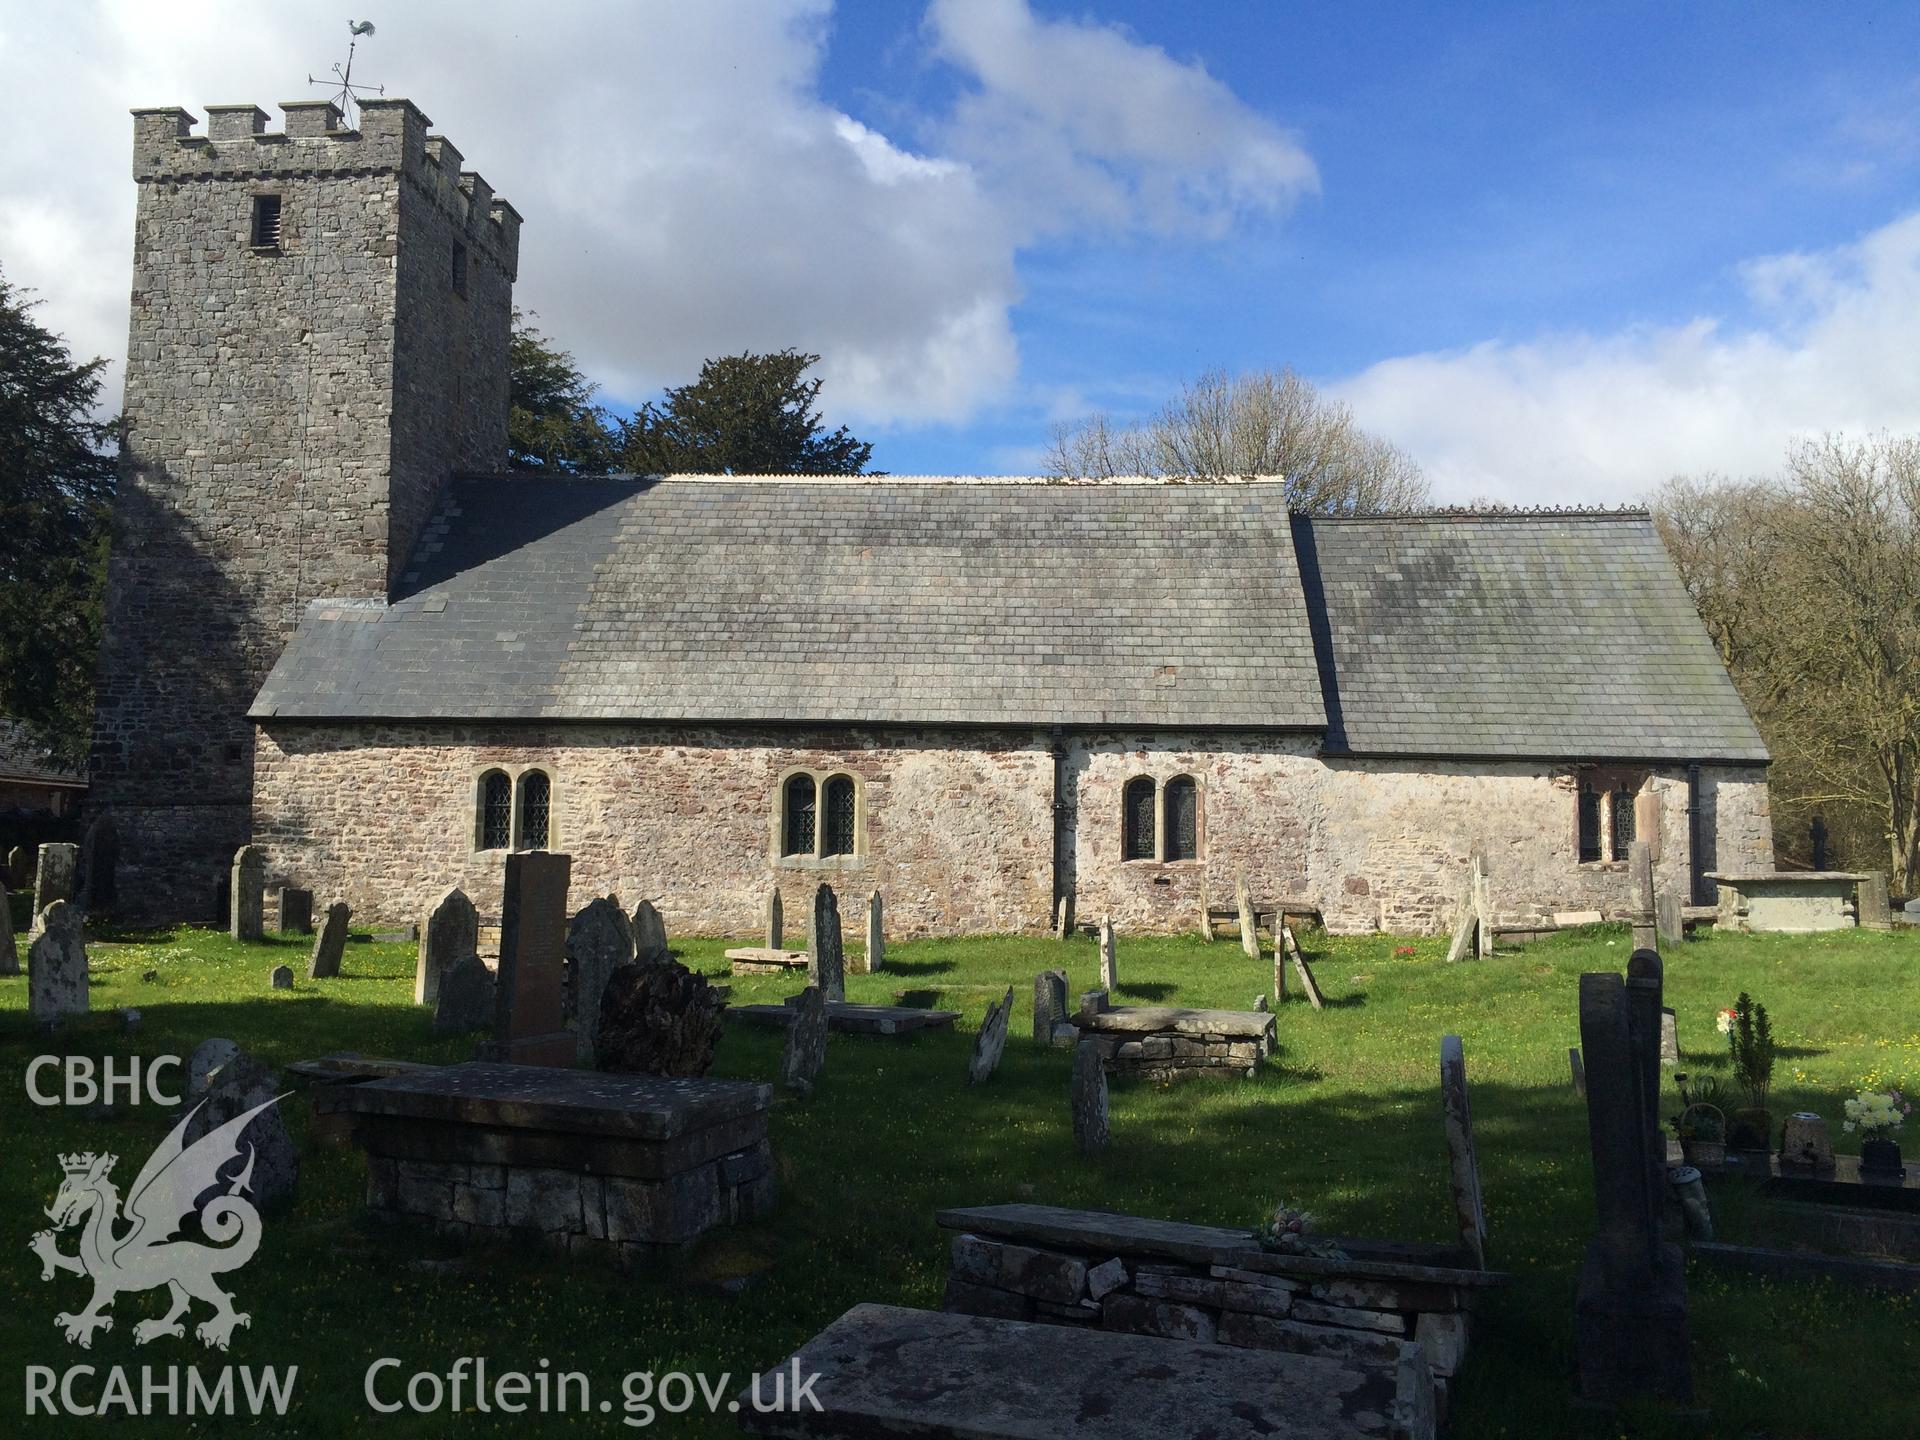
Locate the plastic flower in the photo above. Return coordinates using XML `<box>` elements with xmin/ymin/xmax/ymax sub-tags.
<box><xmin>1715</xmin><ymin>1007</ymin><xmax>1739</xmax><ymax>1035</ymax></box>
<box><xmin>1843</xmin><ymin>1088</ymin><xmax>1908</xmax><ymax>1137</ymax></box>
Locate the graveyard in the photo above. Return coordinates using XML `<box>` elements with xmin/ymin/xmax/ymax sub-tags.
<box><xmin>2</xmin><ymin>903</ymin><xmax>1916</xmax><ymax>1437</ymax></box>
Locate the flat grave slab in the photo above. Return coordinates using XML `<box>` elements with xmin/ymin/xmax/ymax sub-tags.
<box><xmin>1708</xmin><ymin>871</ymin><xmax>1868</xmax><ymax>933</ymax></box>
<box><xmin>725</xmin><ymin>946</ymin><xmax>809</xmax><ymax>974</ymax></box>
<box><xmin>285</xmin><ymin>1052</ymin><xmax>444</xmax><ymax>1085</ymax></box>
<box><xmin>730</xmin><ymin>1001</ymin><xmax>960</xmax><ymax>1036</ymax></box>
<box><xmin>1069</xmin><ymin>1003</ymin><xmax>1276</xmax><ymax>1080</ymax></box>
<box><xmin>735</xmin><ymin>1302</ymin><xmax>1434</xmax><ymax>1440</ymax></box>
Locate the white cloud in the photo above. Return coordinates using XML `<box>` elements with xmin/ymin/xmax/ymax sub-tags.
<box><xmin>1335</xmin><ymin>212</ymin><xmax>1920</xmax><ymax>505</ymax></box>
<box><xmin>0</xmin><ymin>0</ymin><xmax>1309</xmax><ymax>432</ymax></box>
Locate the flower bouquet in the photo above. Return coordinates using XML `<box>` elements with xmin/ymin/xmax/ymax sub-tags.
<box><xmin>1843</xmin><ymin>1088</ymin><xmax>1911</xmax><ymax>1174</ymax></box>
<box><xmin>1253</xmin><ymin>1203</ymin><xmax>1347</xmax><ymax>1260</ymax></box>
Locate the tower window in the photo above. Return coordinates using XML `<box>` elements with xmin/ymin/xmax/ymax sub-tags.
<box><xmin>250</xmin><ymin>194</ymin><xmax>283</xmax><ymax>249</ymax></box>
<box><xmin>452</xmin><ymin>242</ymin><xmax>468</xmax><ymax>296</ymax></box>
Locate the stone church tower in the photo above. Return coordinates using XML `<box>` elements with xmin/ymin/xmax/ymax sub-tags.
<box><xmin>92</xmin><ymin>98</ymin><xmax>518</xmax><ymax>915</ymax></box>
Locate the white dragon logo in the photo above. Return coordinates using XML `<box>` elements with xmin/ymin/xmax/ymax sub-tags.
<box><xmin>29</xmin><ymin>1095</ymin><xmax>284</xmax><ymax>1350</ymax></box>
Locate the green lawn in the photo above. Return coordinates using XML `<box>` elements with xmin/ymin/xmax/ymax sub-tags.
<box><xmin>3</xmin><ymin>920</ymin><xmax>1917</xmax><ymax>1437</ymax></box>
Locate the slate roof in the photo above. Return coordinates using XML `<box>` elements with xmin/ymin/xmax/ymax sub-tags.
<box><xmin>250</xmin><ymin>476</ymin><xmax>1329</xmax><ymax>730</ymax></box>
<box><xmin>0</xmin><ymin>719</ymin><xmax>86</xmax><ymax>788</ymax></box>
<box><xmin>1291</xmin><ymin>512</ymin><xmax>1769</xmax><ymax>762</ymax></box>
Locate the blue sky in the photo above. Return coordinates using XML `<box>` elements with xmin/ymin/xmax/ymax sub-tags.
<box><xmin>6</xmin><ymin>2</ymin><xmax>1920</xmax><ymax>500</ymax></box>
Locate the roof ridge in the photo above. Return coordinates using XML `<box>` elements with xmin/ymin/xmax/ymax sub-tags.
<box><xmin>450</xmin><ymin>472</ymin><xmax>1286</xmax><ymax>487</ymax></box>
<box><xmin>1304</xmin><ymin>505</ymin><xmax>1651</xmax><ymax>522</ymax></box>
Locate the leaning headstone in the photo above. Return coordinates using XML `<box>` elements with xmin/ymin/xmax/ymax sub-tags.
<box><xmin>277</xmin><ymin>886</ymin><xmax>314</xmax><ymax>935</ymax></box>
<box><xmin>307</xmin><ymin>901</ymin><xmax>350</xmax><ymax>979</ymax></box>
<box><xmin>566</xmin><ymin>895</ymin><xmax>637</xmax><ymax>1066</ymax></box>
<box><xmin>1271</xmin><ymin>935</ymin><xmax>1288</xmax><ymax>1005</ymax></box>
<box><xmin>1445</xmin><ymin>846</ymin><xmax>1488</xmax><ymax>962</ymax></box>
<box><xmin>1032</xmin><ymin>969</ymin><xmax>1069</xmax><ymax>1044</ymax></box>
<box><xmin>188</xmin><ymin>1037</ymin><xmax>242</xmax><ymax>1099</ymax></box>
<box><xmin>1655</xmin><ymin>891</ymin><xmax>1683</xmax><ymax>949</ymax></box>
<box><xmin>34</xmin><ymin>842</ymin><xmax>78</xmax><ymax>912</ymax></box>
<box><xmin>0</xmin><ymin>879</ymin><xmax>17</xmax><ymax>977</ymax></box>
<box><xmin>1439</xmin><ymin>1035</ymin><xmax>1487</xmax><ymax>1269</ymax></box>
<box><xmin>765</xmin><ymin>887</ymin><xmax>783</xmax><ymax>949</ymax></box>
<box><xmin>810</xmin><ymin>884</ymin><xmax>846</xmax><ymax>1002</ymax></box>
<box><xmin>416</xmin><ymin>886</ymin><xmax>478</xmax><ymax>1007</ymax></box>
<box><xmin>863</xmin><ymin>889</ymin><xmax>885</xmax><ymax>974</ymax></box>
<box><xmin>27</xmin><ymin>899</ymin><xmax>88</xmax><ymax>1024</ymax></box>
<box><xmin>594</xmin><ymin>960</ymin><xmax>725</xmax><ymax>1077</ymax></box>
<box><xmin>489</xmin><ymin>851</ymin><xmax>574</xmax><ymax>1066</ymax></box>
<box><xmin>1098</xmin><ymin>916</ymin><xmax>1118</xmax><ymax>991</ymax></box>
<box><xmin>1235</xmin><ymin>872</ymin><xmax>1260</xmax><ymax>959</ymax></box>
<box><xmin>1659</xmin><ymin>1006</ymin><xmax>1678</xmax><ymax>1066</ymax></box>
<box><xmin>229</xmin><ymin>844</ymin><xmax>265</xmax><ymax>941</ymax></box>
<box><xmin>433</xmin><ymin>954</ymin><xmax>495</xmax><ymax>1035</ymax></box>
<box><xmin>1282</xmin><ymin>925</ymin><xmax>1324</xmax><ymax>1011</ymax></box>
<box><xmin>1054</xmin><ymin>894</ymin><xmax>1074</xmax><ymax>942</ymax></box>
<box><xmin>631</xmin><ymin>899</ymin><xmax>669</xmax><ymax>965</ymax></box>
<box><xmin>968</xmin><ymin>987</ymin><xmax>1015</xmax><ymax>1086</ymax></box>
<box><xmin>1071</xmin><ymin>1037</ymin><xmax>1110</xmax><ymax>1152</ymax></box>
<box><xmin>1858</xmin><ymin>872</ymin><xmax>1892</xmax><ymax>931</ymax></box>
<box><xmin>270</xmin><ymin>964</ymin><xmax>293</xmax><ymax>990</ymax></box>
<box><xmin>184</xmin><ymin>1048</ymin><xmax>297</xmax><ymax>1210</ymax></box>
<box><xmin>78</xmin><ymin>813</ymin><xmax>117</xmax><ymax>912</ymax></box>
<box><xmin>781</xmin><ymin>984</ymin><xmax>828</xmax><ymax>1095</ymax></box>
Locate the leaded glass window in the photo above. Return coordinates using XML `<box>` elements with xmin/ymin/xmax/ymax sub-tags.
<box><xmin>1610</xmin><ymin>784</ymin><xmax>1636</xmax><ymax>861</ymax></box>
<box><xmin>783</xmin><ymin>775</ymin><xmax>816</xmax><ymax>856</ymax></box>
<box><xmin>1577</xmin><ymin>783</ymin><xmax>1603</xmax><ymax>863</ymax></box>
<box><xmin>823</xmin><ymin>775</ymin><xmax>857</xmax><ymax>856</ymax></box>
<box><xmin>517</xmin><ymin>770</ymin><xmax>551</xmax><ymax>851</ymax></box>
<box><xmin>1123</xmin><ymin>776</ymin><xmax>1156</xmax><ymax>861</ymax></box>
<box><xmin>479</xmin><ymin>771</ymin><xmax>512</xmax><ymax>850</ymax></box>
<box><xmin>1165</xmin><ymin>776</ymin><xmax>1198</xmax><ymax>861</ymax></box>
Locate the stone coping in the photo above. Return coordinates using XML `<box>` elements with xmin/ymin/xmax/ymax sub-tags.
<box><xmin>935</xmin><ymin>1204</ymin><xmax>1506</xmax><ymax>1289</ymax></box>
<box><xmin>730</xmin><ymin>1001</ymin><xmax>960</xmax><ymax>1035</ymax></box>
<box><xmin>311</xmin><ymin>1061</ymin><xmax>770</xmax><ymax>1141</ymax></box>
<box><xmin>735</xmin><ymin>1303</ymin><xmax>1434</xmax><ymax>1440</ymax></box>
<box><xmin>1068</xmin><ymin>1005</ymin><xmax>1277</xmax><ymax>1039</ymax></box>
<box><xmin>285</xmin><ymin>1053</ymin><xmax>443</xmax><ymax>1084</ymax></box>
<box><xmin>1706</xmin><ymin>871</ymin><xmax>1869</xmax><ymax>884</ymax></box>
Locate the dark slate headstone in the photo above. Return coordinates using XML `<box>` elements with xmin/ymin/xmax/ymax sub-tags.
<box><xmin>78</xmin><ymin>813</ymin><xmax>117</xmax><ymax>911</ymax></box>
<box><xmin>765</xmin><ymin>887</ymin><xmax>783</xmax><ymax>949</ymax></box>
<box><xmin>968</xmin><ymin>987</ymin><xmax>1014</xmax><ymax>1086</ymax></box>
<box><xmin>1659</xmin><ymin>1006</ymin><xmax>1678</xmax><ymax>1066</ymax></box>
<box><xmin>594</xmin><ymin>960</ymin><xmax>725</xmax><ymax>1077</ymax></box>
<box><xmin>188</xmin><ymin>1038</ymin><xmax>242</xmax><ymax>1099</ymax></box>
<box><xmin>434</xmin><ymin>953</ymin><xmax>496</xmax><ymax>1035</ymax></box>
<box><xmin>28</xmin><ymin>899</ymin><xmax>88</xmax><ymax>1024</ymax></box>
<box><xmin>34</xmin><ymin>843</ymin><xmax>77</xmax><ymax>913</ymax></box>
<box><xmin>277</xmin><ymin>886</ymin><xmax>314</xmax><ymax>935</ymax></box>
<box><xmin>0</xmin><ymin>879</ymin><xmax>17</xmax><ymax>977</ymax></box>
<box><xmin>1032</xmin><ymin>969</ymin><xmax>1069</xmax><ymax>1044</ymax></box>
<box><xmin>307</xmin><ymin>901</ymin><xmax>350</xmax><ymax>979</ymax></box>
<box><xmin>1810</xmin><ymin>814</ymin><xmax>1830</xmax><ymax>871</ymax></box>
<box><xmin>229</xmin><ymin>844</ymin><xmax>265</xmax><ymax>942</ymax></box>
<box><xmin>417</xmin><ymin>885</ymin><xmax>478</xmax><ymax>1006</ymax></box>
<box><xmin>184</xmin><ymin>1048</ymin><xmax>297</xmax><ymax>1211</ymax></box>
<box><xmin>1071</xmin><ymin>1036</ymin><xmax>1109</xmax><ymax>1152</ymax></box>
<box><xmin>631</xmin><ymin>898</ymin><xmax>669</xmax><ymax>965</ymax></box>
<box><xmin>491</xmin><ymin>851</ymin><xmax>574</xmax><ymax>1067</ymax></box>
<box><xmin>781</xmin><ymin>984</ymin><xmax>828</xmax><ymax>1095</ymax></box>
<box><xmin>810</xmin><ymin>883</ymin><xmax>845</xmax><ymax>1003</ymax></box>
<box><xmin>566</xmin><ymin>895</ymin><xmax>636</xmax><ymax>1066</ymax></box>
<box><xmin>1439</xmin><ymin>1035</ymin><xmax>1487</xmax><ymax>1269</ymax></box>
<box><xmin>270</xmin><ymin>964</ymin><xmax>293</xmax><ymax>990</ymax></box>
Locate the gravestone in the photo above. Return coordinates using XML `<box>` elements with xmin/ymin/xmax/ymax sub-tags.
<box><xmin>490</xmin><ymin>851</ymin><xmax>574</xmax><ymax>1066</ymax></box>
<box><xmin>229</xmin><ymin>845</ymin><xmax>265</xmax><ymax>941</ymax></box>
<box><xmin>1098</xmin><ymin>917</ymin><xmax>1118</xmax><ymax>991</ymax></box>
<box><xmin>567</xmin><ymin>895</ymin><xmax>637</xmax><ymax>1065</ymax></box>
<box><xmin>1573</xmin><ymin>951</ymin><xmax>1692</xmax><ymax>1405</ymax></box>
<box><xmin>1282</xmin><ymin>925</ymin><xmax>1324</xmax><ymax>1010</ymax></box>
<box><xmin>6</xmin><ymin>844</ymin><xmax>29</xmax><ymax>889</ymax></box>
<box><xmin>1628</xmin><ymin>840</ymin><xmax>1657</xmax><ymax>952</ymax></box>
<box><xmin>1659</xmin><ymin>1006</ymin><xmax>1678</xmax><ymax>1065</ymax></box>
<box><xmin>968</xmin><ymin>987</ymin><xmax>1014</xmax><ymax>1086</ymax></box>
<box><xmin>1235</xmin><ymin>872</ymin><xmax>1260</xmax><ymax>959</ymax></box>
<box><xmin>781</xmin><ymin>984</ymin><xmax>828</xmax><ymax>1095</ymax></box>
<box><xmin>34</xmin><ymin>842</ymin><xmax>78</xmax><ymax>913</ymax></box>
<box><xmin>810</xmin><ymin>884</ymin><xmax>846</xmax><ymax>1002</ymax></box>
<box><xmin>1445</xmin><ymin>846</ymin><xmax>1489</xmax><ymax>962</ymax></box>
<box><xmin>1070</xmin><ymin>1037</ymin><xmax>1110</xmax><ymax>1152</ymax></box>
<box><xmin>78</xmin><ymin>813</ymin><xmax>117</xmax><ymax>911</ymax></box>
<box><xmin>765</xmin><ymin>887</ymin><xmax>783</xmax><ymax>949</ymax></box>
<box><xmin>270</xmin><ymin>964</ymin><xmax>293</xmax><ymax>990</ymax></box>
<box><xmin>1271</xmin><ymin>934</ymin><xmax>1288</xmax><ymax>1004</ymax></box>
<box><xmin>1569</xmin><ymin>1047</ymin><xmax>1586</xmax><ymax>1097</ymax></box>
<box><xmin>27</xmin><ymin>899</ymin><xmax>88</xmax><ymax>1024</ymax></box>
<box><xmin>416</xmin><ymin>886</ymin><xmax>478</xmax><ymax>1007</ymax></box>
<box><xmin>1439</xmin><ymin>1035</ymin><xmax>1487</xmax><ymax>1269</ymax></box>
<box><xmin>594</xmin><ymin>960</ymin><xmax>725</xmax><ymax>1077</ymax></box>
<box><xmin>1032</xmin><ymin>969</ymin><xmax>1069</xmax><ymax>1044</ymax></box>
<box><xmin>278</xmin><ymin>886</ymin><xmax>314</xmax><ymax>935</ymax></box>
<box><xmin>864</xmin><ymin>889</ymin><xmax>885</xmax><ymax>974</ymax></box>
<box><xmin>188</xmin><ymin>1038</ymin><xmax>242</xmax><ymax>1099</ymax></box>
<box><xmin>1054</xmin><ymin>894</ymin><xmax>1073</xmax><ymax>942</ymax></box>
<box><xmin>632</xmin><ymin>899</ymin><xmax>669</xmax><ymax>965</ymax></box>
<box><xmin>184</xmin><ymin>1048</ymin><xmax>297</xmax><ymax>1210</ymax></box>
<box><xmin>1858</xmin><ymin>871</ymin><xmax>1892</xmax><ymax>931</ymax></box>
<box><xmin>1810</xmin><ymin>815</ymin><xmax>1830</xmax><ymax>871</ymax></box>
<box><xmin>1472</xmin><ymin>847</ymin><xmax>1494</xmax><ymax>959</ymax></box>
<box><xmin>0</xmin><ymin>879</ymin><xmax>17</xmax><ymax>977</ymax></box>
<box><xmin>433</xmin><ymin>954</ymin><xmax>496</xmax><ymax>1035</ymax></box>
<box><xmin>1655</xmin><ymin>891</ymin><xmax>1683</xmax><ymax>949</ymax></box>
<box><xmin>307</xmin><ymin>901</ymin><xmax>350</xmax><ymax>978</ymax></box>
<box><xmin>1254</xmin><ymin>993</ymin><xmax>1269</xmax><ymax>1012</ymax></box>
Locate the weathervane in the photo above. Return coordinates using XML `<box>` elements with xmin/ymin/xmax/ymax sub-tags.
<box><xmin>309</xmin><ymin>20</ymin><xmax>383</xmax><ymax>129</ymax></box>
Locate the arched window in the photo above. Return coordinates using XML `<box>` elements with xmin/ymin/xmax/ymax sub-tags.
<box><xmin>1165</xmin><ymin>776</ymin><xmax>1199</xmax><ymax>861</ymax></box>
<box><xmin>478</xmin><ymin>770</ymin><xmax>512</xmax><ymax>851</ymax></box>
<box><xmin>1577</xmin><ymin>781</ymin><xmax>1603</xmax><ymax>863</ymax></box>
<box><xmin>822</xmin><ymin>774</ymin><xmax>857</xmax><ymax>857</ymax></box>
<box><xmin>1610</xmin><ymin>782</ymin><xmax>1637</xmax><ymax>861</ymax></box>
<box><xmin>783</xmin><ymin>774</ymin><xmax>817</xmax><ymax>857</ymax></box>
<box><xmin>516</xmin><ymin>770</ymin><xmax>551</xmax><ymax>851</ymax></box>
<box><xmin>1123</xmin><ymin>776</ymin><xmax>1156</xmax><ymax>861</ymax></box>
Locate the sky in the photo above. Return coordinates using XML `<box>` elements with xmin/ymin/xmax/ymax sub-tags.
<box><xmin>4</xmin><ymin>1</ymin><xmax>1919</xmax><ymax>502</ymax></box>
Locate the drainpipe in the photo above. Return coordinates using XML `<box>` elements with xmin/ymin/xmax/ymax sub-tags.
<box><xmin>1686</xmin><ymin>763</ymin><xmax>1705</xmax><ymax>904</ymax></box>
<box><xmin>1050</xmin><ymin>727</ymin><xmax>1070</xmax><ymax>927</ymax></box>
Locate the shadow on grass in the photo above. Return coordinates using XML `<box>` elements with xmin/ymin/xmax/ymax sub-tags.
<box><xmin>894</xmin><ymin>989</ymin><xmax>945</xmax><ymax>1010</ymax></box>
<box><xmin>1115</xmin><ymin>982</ymin><xmax>1176</xmax><ymax>1002</ymax></box>
<box><xmin>881</xmin><ymin>958</ymin><xmax>958</xmax><ymax>977</ymax></box>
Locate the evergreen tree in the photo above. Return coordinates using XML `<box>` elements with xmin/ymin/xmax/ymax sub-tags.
<box><xmin>508</xmin><ymin>311</ymin><xmax>617</xmax><ymax>473</ymax></box>
<box><xmin>619</xmin><ymin>349</ymin><xmax>872</xmax><ymax>475</ymax></box>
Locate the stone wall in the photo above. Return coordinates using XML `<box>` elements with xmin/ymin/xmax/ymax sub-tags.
<box><xmin>253</xmin><ymin>719</ymin><xmax>1773</xmax><ymax>936</ymax></box>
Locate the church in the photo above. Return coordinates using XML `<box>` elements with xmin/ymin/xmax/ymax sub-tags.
<box><xmin>91</xmin><ymin>97</ymin><xmax>1774</xmax><ymax>935</ymax></box>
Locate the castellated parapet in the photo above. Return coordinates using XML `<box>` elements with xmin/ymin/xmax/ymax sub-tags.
<box><xmin>94</xmin><ymin>98</ymin><xmax>518</xmax><ymax>918</ymax></box>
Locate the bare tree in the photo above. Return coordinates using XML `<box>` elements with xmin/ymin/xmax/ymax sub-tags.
<box><xmin>1045</xmin><ymin>367</ymin><xmax>1428</xmax><ymax>514</ymax></box>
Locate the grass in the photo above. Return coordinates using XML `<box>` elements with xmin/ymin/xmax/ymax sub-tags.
<box><xmin>3</xmin><ymin>920</ymin><xmax>1917</xmax><ymax>1437</ymax></box>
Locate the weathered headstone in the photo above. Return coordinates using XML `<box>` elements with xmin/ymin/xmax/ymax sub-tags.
<box><xmin>78</xmin><ymin>813</ymin><xmax>117</xmax><ymax>912</ymax></box>
<box><xmin>1445</xmin><ymin>846</ymin><xmax>1489</xmax><ymax>962</ymax></box>
<box><xmin>229</xmin><ymin>844</ymin><xmax>265</xmax><ymax>941</ymax></box>
<box><xmin>1283</xmin><ymin>925</ymin><xmax>1324</xmax><ymax>1010</ymax></box>
<box><xmin>270</xmin><ymin>964</ymin><xmax>293</xmax><ymax>990</ymax></box>
<box><xmin>1655</xmin><ymin>890</ymin><xmax>1683</xmax><ymax>949</ymax></box>
<box><xmin>188</xmin><ymin>1037</ymin><xmax>242</xmax><ymax>1099</ymax></box>
<box><xmin>433</xmin><ymin>954</ymin><xmax>495</xmax><ymax>1035</ymax></box>
<box><xmin>278</xmin><ymin>886</ymin><xmax>314</xmax><ymax>935</ymax></box>
<box><xmin>184</xmin><ymin>1048</ymin><xmax>297</xmax><ymax>1210</ymax></box>
<box><xmin>566</xmin><ymin>895</ymin><xmax>637</xmax><ymax>1066</ymax></box>
<box><xmin>1659</xmin><ymin>1006</ymin><xmax>1678</xmax><ymax>1066</ymax></box>
<box><xmin>1254</xmin><ymin>993</ymin><xmax>1269</xmax><ymax>1012</ymax></box>
<box><xmin>631</xmin><ymin>898</ymin><xmax>669</xmax><ymax>965</ymax></box>
<box><xmin>0</xmin><ymin>879</ymin><xmax>17</xmax><ymax>977</ymax></box>
<box><xmin>6</xmin><ymin>844</ymin><xmax>29</xmax><ymax>890</ymax></box>
<box><xmin>1032</xmin><ymin>969</ymin><xmax>1069</xmax><ymax>1044</ymax></box>
<box><xmin>1271</xmin><ymin>934</ymin><xmax>1288</xmax><ymax>1004</ymax></box>
<box><xmin>593</xmin><ymin>960</ymin><xmax>725</xmax><ymax>1076</ymax></box>
<box><xmin>1054</xmin><ymin>893</ymin><xmax>1074</xmax><ymax>942</ymax></box>
<box><xmin>416</xmin><ymin>886</ymin><xmax>478</xmax><ymax>1007</ymax></box>
<box><xmin>1439</xmin><ymin>1035</ymin><xmax>1487</xmax><ymax>1269</ymax></box>
<box><xmin>968</xmin><ymin>986</ymin><xmax>1014</xmax><ymax>1086</ymax></box>
<box><xmin>307</xmin><ymin>901</ymin><xmax>350</xmax><ymax>978</ymax></box>
<box><xmin>810</xmin><ymin>883</ymin><xmax>846</xmax><ymax>1002</ymax></box>
<box><xmin>1858</xmin><ymin>871</ymin><xmax>1892</xmax><ymax>931</ymax></box>
<box><xmin>1071</xmin><ymin>1037</ymin><xmax>1110</xmax><ymax>1152</ymax></box>
<box><xmin>765</xmin><ymin>887</ymin><xmax>783</xmax><ymax>949</ymax></box>
<box><xmin>1235</xmin><ymin>872</ymin><xmax>1260</xmax><ymax>959</ymax></box>
<box><xmin>27</xmin><ymin>899</ymin><xmax>88</xmax><ymax>1024</ymax></box>
<box><xmin>864</xmin><ymin>889</ymin><xmax>885</xmax><ymax>974</ymax></box>
<box><xmin>1628</xmin><ymin>840</ymin><xmax>1657</xmax><ymax>952</ymax></box>
<box><xmin>1472</xmin><ymin>847</ymin><xmax>1493</xmax><ymax>959</ymax></box>
<box><xmin>1098</xmin><ymin>916</ymin><xmax>1118</xmax><ymax>991</ymax></box>
<box><xmin>781</xmin><ymin>984</ymin><xmax>828</xmax><ymax>1094</ymax></box>
<box><xmin>34</xmin><ymin>842</ymin><xmax>78</xmax><ymax>913</ymax></box>
<box><xmin>490</xmin><ymin>851</ymin><xmax>574</xmax><ymax>1066</ymax></box>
